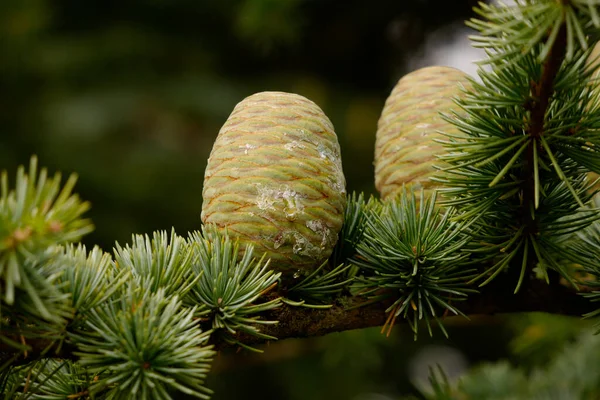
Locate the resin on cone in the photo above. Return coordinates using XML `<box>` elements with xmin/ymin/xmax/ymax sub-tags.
<box><xmin>202</xmin><ymin>92</ymin><xmax>346</xmax><ymax>275</ymax></box>
<box><xmin>374</xmin><ymin>66</ymin><xmax>471</xmax><ymax>200</ymax></box>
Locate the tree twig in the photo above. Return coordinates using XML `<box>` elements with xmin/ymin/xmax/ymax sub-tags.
<box><xmin>1</xmin><ymin>274</ymin><xmax>592</xmax><ymax>364</ymax></box>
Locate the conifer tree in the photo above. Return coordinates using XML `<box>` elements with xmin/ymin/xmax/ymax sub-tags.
<box><xmin>1</xmin><ymin>1</ymin><xmax>600</xmax><ymax>398</ymax></box>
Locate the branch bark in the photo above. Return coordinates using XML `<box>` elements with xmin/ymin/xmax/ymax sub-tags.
<box><xmin>523</xmin><ymin>19</ymin><xmax>567</xmax><ymax>217</ymax></box>
<box><xmin>232</xmin><ymin>275</ymin><xmax>592</xmax><ymax>347</ymax></box>
<box><xmin>1</xmin><ymin>275</ymin><xmax>594</xmax><ymax>365</ymax></box>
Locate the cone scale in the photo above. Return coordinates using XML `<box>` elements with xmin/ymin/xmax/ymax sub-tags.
<box><xmin>202</xmin><ymin>92</ymin><xmax>346</xmax><ymax>276</ymax></box>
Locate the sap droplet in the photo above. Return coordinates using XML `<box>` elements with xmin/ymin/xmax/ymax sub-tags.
<box><xmin>273</xmin><ymin>233</ymin><xmax>285</xmax><ymax>249</ymax></box>
<box><xmin>306</xmin><ymin>220</ymin><xmax>333</xmax><ymax>247</ymax></box>
<box><xmin>284</xmin><ymin>208</ymin><xmax>297</xmax><ymax>221</ymax></box>
<box><xmin>284</xmin><ymin>141</ymin><xmax>306</xmax><ymax>151</ymax></box>
<box><xmin>255</xmin><ymin>184</ymin><xmax>306</xmax><ymax>214</ymax></box>
<box><xmin>239</xmin><ymin>143</ymin><xmax>257</xmax><ymax>155</ymax></box>
<box><xmin>292</xmin><ymin>232</ymin><xmax>323</xmax><ymax>258</ymax></box>
<box><xmin>293</xmin><ymin>242</ymin><xmax>304</xmax><ymax>254</ymax></box>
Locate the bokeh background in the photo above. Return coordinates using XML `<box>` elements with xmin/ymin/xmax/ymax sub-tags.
<box><xmin>0</xmin><ymin>0</ymin><xmax>483</xmax><ymax>250</ymax></box>
<box><xmin>1</xmin><ymin>0</ymin><xmax>591</xmax><ymax>399</ymax></box>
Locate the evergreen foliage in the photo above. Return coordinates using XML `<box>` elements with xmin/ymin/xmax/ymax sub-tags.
<box><xmin>283</xmin><ymin>261</ymin><xmax>353</xmax><ymax>308</ymax></box>
<box><xmin>436</xmin><ymin>0</ymin><xmax>600</xmax><ymax>292</ymax></box>
<box><xmin>186</xmin><ymin>226</ymin><xmax>281</xmax><ymax>352</ymax></box>
<box><xmin>72</xmin><ymin>287</ymin><xmax>214</xmax><ymax>399</ymax></box>
<box><xmin>352</xmin><ymin>190</ymin><xmax>475</xmax><ymax>338</ymax></box>
<box><xmin>1</xmin><ymin>359</ymin><xmax>92</xmax><ymax>400</ymax></box>
<box><xmin>413</xmin><ymin>329</ymin><xmax>600</xmax><ymax>399</ymax></box>
<box><xmin>1</xmin><ymin>157</ymin><xmax>92</xmax><ymax>349</ymax></box>
<box><xmin>1</xmin><ymin>0</ymin><xmax>600</xmax><ymax>398</ymax></box>
<box><xmin>114</xmin><ymin>230</ymin><xmax>196</xmax><ymax>299</ymax></box>
<box><xmin>328</xmin><ymin>191</ymin><xmax>379</xmax><ymax>270</ymax></box>
<box><xmin>569</xmin><ymin>202</ymin><xmax>600</xmax><ymax>326</ymax></box>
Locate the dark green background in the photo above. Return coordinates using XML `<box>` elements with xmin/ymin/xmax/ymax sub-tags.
<box><xmin>0</xmin><ymin>0</ymin><xmax>477</xmax><ymax>251</ymax></box>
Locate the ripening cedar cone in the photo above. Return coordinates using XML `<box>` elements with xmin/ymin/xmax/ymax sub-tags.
<box><xmin>374</xmin><ymin>66</ymin><xmax>472</xmax><ymax>200</ymax></box>
<box><xmin>201</xmin><ymin>91</ymin><xmax>346</xmax><ymax>276</ymax></box>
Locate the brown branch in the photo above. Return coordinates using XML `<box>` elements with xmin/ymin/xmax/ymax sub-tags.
<box><xmin>1</xmin><ymin>275</ymin><xmax>594</xmax><ymax>365</ymax></box>
<box><xmin>518</xmin><ymin>18</ymin><xmax>568</xmax><ymax>297</ymax></box>
<box><xmin>523</xmin><ymin>18</ymin><xmax>567</xmax><ymax>229</ymax></box>
<box><xmin>529</xmin><ymin>21</ymin><xmax>567</xmax><ymax>139</ymax></box>
<box><xmin>232</xmin><ymin>275</ymin><xmax>592</xmax><ymax>347</ymax></box>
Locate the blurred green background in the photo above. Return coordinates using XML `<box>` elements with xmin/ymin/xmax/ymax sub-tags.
<box><xmin>0</xmin><ymin>0</ymin><xmax>480</xmax><ymax>250</ymax></box>
<box><xmin>2</xmin><ymin>0</ymin><xmax>592</xmax><ymax>399</ymax></box>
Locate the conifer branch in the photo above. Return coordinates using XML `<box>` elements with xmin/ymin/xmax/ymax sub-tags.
<box><xmin>521</xmin><ymin>15</ymin><xmax>568</xmax><ymax>286</ymax></box>
<box><xmin>529</xmin><ymin>23</ymin><xmax>567</xmax><ymax>140</ymax></box>
<box><xmin>2</xmin><ymin>2</ymin><xmax>600</xmax><ymax>398</ymax></box>
<box><xmin>1</xmin><ymin>275</ymin><xmax>592</xmax><ymax>362</ymax></box>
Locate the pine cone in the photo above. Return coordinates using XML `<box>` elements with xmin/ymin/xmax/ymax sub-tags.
<box><xmin>374</xmin><ymin>66</ymin><xmax>471</xmax><ymax>200</ymax></box>
<box><xmin>201</xmin><ymin>91</ymin><xmax>346</xmax><ymax>275</ymax></box>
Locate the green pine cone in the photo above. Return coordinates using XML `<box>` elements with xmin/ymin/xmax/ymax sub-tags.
<box><xmin>374</xmin><ymin>66</ymin><xmax>471</xmax><ymax>200</ymax></box>
<box><xmin>201</xmin><ymin>91</ymin><xmax>346</xmax><ymax>276</ymax></box>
